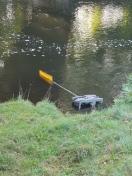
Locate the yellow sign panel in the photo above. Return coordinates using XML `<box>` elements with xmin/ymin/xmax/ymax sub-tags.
<box><xmin>39</xmin><ymin>70</ymin><xmax>53</xmax><ymax>85</ymax></box>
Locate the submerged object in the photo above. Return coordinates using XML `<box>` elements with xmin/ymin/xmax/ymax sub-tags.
<box><xmin>39</xmin><ymin>70</ymin><xmax>77</xmax><ymax>96</ymax></box>
<box><xmin>39</xmin><ymin>70</ymin><xmax>103</xmax><ymax>111</ymax></box>
<box><xmin>72</xmin><ymin>95</ymin><xmax>103</xmax><ymax>110</ymax></box>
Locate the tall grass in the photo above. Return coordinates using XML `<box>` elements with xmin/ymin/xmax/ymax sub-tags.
<box><xmin>0</xmin><ymin>74</ymin><xmax>132</xmax><ymax>175</ymax></box>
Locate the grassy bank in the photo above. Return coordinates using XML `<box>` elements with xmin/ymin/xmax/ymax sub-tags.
<box><xmin>0</xmin><ymin>74</ymin><xmax>132</xmax><ymax>176</ymax></box>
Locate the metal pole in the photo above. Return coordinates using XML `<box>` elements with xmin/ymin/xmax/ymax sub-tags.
<box><xmin>53</xmin><ymin>81</ymin><xmax>77</xmax><ymax>96</ymax></box>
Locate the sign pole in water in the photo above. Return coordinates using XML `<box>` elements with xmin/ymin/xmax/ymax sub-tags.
<box><xmin>39</xmin><ymin>70</ymin><xmax>103</xmax><ymax>110</ymax></box>
<box><xmin>39</xmin><ymin>70</ymin><xmax>77</xmax><ymax>96</ymax></box>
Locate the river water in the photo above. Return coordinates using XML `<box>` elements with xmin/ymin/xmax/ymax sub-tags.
<box><xmin>0</xmin><ymin>0</ymin><xmax>132</xmax><ymax>112</ymax></box>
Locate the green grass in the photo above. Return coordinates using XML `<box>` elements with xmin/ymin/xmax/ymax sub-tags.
<box><xmin>0</xmin><ymin>74</ymin><xmax>132</xmax><ymax>176</ymax></box>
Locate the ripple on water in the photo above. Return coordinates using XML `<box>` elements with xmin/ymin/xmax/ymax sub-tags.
<box><xmin>1</xmin><ymin>34</ymin><xmax>66</xmax><ymax>58</ymax></box>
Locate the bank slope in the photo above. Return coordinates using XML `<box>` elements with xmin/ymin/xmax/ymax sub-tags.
<box><xmin>0</xmin><ymin>74</ymin><xmax>132</xmax><ymax>176</ymax></box>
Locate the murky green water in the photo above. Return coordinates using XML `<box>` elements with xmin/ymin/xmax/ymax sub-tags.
<box><xmin>0</xmin><ymin>0</ymin><xmax>132</xmax><ymax>112</ymax></box>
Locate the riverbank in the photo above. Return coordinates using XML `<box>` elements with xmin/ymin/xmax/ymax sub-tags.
<box><xmin>0</xmin><ymin>74</ymin><xmax>132</xmax><ymax>176</ymax></box>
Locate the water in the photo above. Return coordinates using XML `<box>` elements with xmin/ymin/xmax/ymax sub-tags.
<box><xmin>0</xmin><ymin>0</ymin><xmax>132</xmax><ymax>113</ymax></box>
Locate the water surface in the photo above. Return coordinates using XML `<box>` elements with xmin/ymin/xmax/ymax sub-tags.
<box><xmin>0</xmin><ymin>0</ymin><xmax>132</xmax><ymax>112</ymax></box>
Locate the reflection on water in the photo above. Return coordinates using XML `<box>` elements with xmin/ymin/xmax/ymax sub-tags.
<box><xmin>0</xmin><ymin>0</ymin><xmax>132</xmax><ymax>113</ymax></box>
<box><xmin>32</xmin><ymin>0</ymin><xmax>73</xmax><ymax>15</ymax></box>
<box><xmin>0</xmin><ymin>0</ymin><xmax>70</xmax><ymax>104</ymax></box>
<box><xmin>102</xmin><ymin>5</ymin><xmax>123</xmax><ymax>29</ymax></box>
<box><xmin>0</xmin><ymin>0</ymin><xmax>32</xmax><ymax>59</ymax></box>
<box><xmin>67</xmin><ymin>3</ymin><xmax>132</xmax><ymax>58</ymax></box>
<box><xmin>59</xmin><ymin>2</ymin><xmax>132</xmax><ymax>111</ymax></box>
